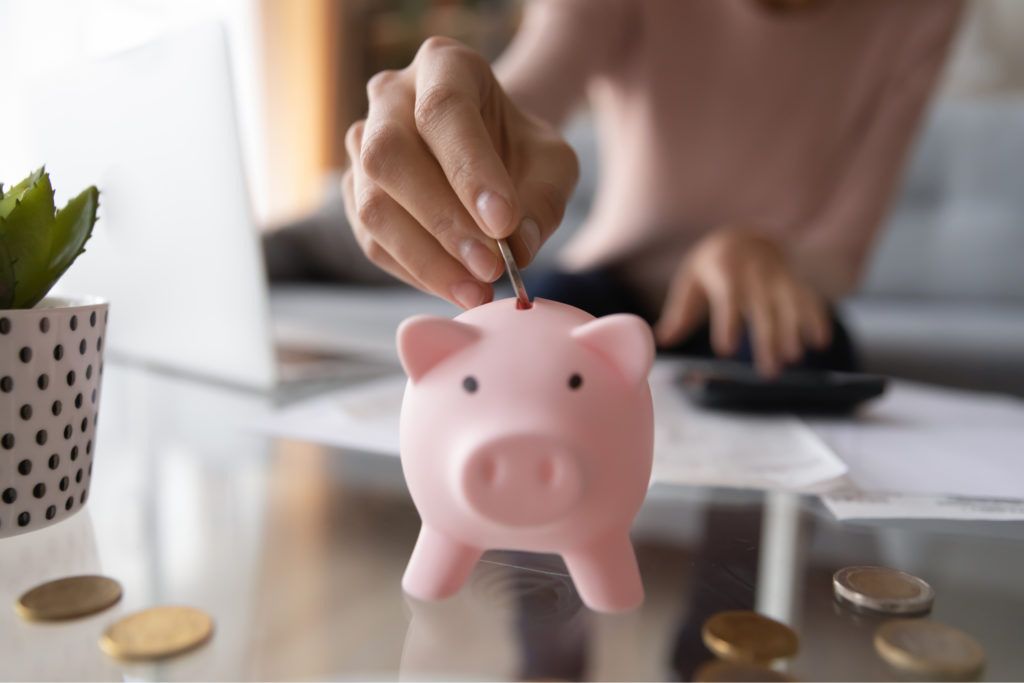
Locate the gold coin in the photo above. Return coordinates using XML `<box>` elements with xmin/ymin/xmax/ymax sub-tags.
<box><xmin>833</xmin><ymin>566</ymin><xmax>934</xmax><ymax>615</ymax></box>
<box><xmin>693</xmin><ymin>658</ymin><xmax>796</xmax><ymax>682</ymax></box>
<box><xmin>702</xmin><ymin>611</ymin><xmax>799</xmax><ymax>663</ymax></box>
<box><xmin>100</xmin><ymin>606</ymin><xmax>214</xmax><ymax>660</ymax></box>
<box><xmin>15</xmin><ymin>575</ymin><xmax>122</xmax><ymax>621</ymax></box>
<box><xmin>874</xmin><ymin>619</ymin><xmax>985</xmax><ymax>679</ymax></box>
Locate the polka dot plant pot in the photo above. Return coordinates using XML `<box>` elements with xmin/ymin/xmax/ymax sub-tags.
<box><xmin>0</xmin><ymin>296</ymin><xmax>108</xmax><ymax>538</ymax></box>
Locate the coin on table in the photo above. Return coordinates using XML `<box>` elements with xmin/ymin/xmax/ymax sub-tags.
<box><xmin>874</xmin><ymin>618</ymin><xmax>985</xmax><ymax>679</ymax></box>
<box><xmin>15</xmin><ymin>575</ymin><xmax>122</xmax><ymax>621</ymax></box>
<box><xmin>100</xmin><ymin>606</ymin><xmax>214</xmax><ymax>660</ymax></box>
<box><xmin>702</xmin><ymin>610</ymin><xmax>799</xmax><ymax>663</ymax></box>
<box><xmin>833</xmin><ymin>566</ymin><xmax>934</xmax><ymax>615</ymax></box>
<box><xmin>693</xmin><ymin>658</ymin><xmax>796</xmax><ymax>682</ymax></box>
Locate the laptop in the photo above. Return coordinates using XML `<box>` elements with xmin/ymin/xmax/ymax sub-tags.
<box><xmin>2</xmin><ymin>22</ymin><xmax>445</xmax><ymax>392</ymax></box>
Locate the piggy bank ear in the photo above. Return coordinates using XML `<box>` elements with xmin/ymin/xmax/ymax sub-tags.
<box><xmin>397</xmin><ymin>315</ymin><xmax>481</xmax><ymax>382</ymax></box>
<box><xmin>571</xmin><ymin>314</ymin><xmax>655</xmax><ymax>386</ymax></box>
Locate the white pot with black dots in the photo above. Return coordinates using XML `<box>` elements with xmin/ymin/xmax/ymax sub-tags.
<box><xmin>0</xmin><ymin>296</ymin><xmax>108</xmax><ymax>538</ymax></box>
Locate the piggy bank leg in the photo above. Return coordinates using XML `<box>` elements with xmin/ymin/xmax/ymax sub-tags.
<box><xmin>562</xmin><ymin>531</ymin><xmax>643</xmax><ymax>613</ymax></box>
<box><xmin>402</xmin><ymin>526</ymin><xmax>483</xmax><ymax>601</ymax></box>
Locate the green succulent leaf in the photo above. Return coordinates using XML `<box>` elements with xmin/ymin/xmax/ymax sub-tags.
<box><xmin>0</xmin><ymin>238</ymin><xmax>14</xmax><ymax>309</ymax></box>
<box><xmin>0</xmin><ymin>167</ymin><xmax>46</xmax><ymax>220</ymax></box>
<box><xmin>0</xmin><ymin>172</ymin><xmax>56</xmax><ymax>307</ymax></box>
<box><xmin>42</xmin><ymin>186</ymin><xmax>99</xmax><ymax>295</ymax></box>
<box><xmin>0</xmin><ymin>168</ymin><xmax>98</xmax><ymax>309</ymax></box>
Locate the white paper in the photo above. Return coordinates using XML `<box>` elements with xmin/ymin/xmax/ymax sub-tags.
<box><xmin>258</xmin><ymin>362</ymin><xmax>848</xmax><ymax>492</ymax></box>
<box><xmin>821</xmin><ymin>488</ymin><xmax>1024</xmax><ymax>521</ymax></box>
<box><xmin>808</xmin><ymin>381</ymin><xmax>1024</xmax><ymax>500</ymax></box>
<box><xmin>648</xmin><ymin>363</ymin><xmax>848</xmax><ymax>490</ymax></box>
<box><xmin>264</xmin><ymin>374</ymin><xmax>405</xmax><ymax>455</ymax></box>
<box><xmin>257</xmin><ymin>365</ymin><xmax>1024</xmax><ymax>521</ymax></box>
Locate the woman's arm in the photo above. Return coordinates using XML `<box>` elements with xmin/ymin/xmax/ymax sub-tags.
<box><xmin>494</xmin><ymin>0</ymin><xmax>631</xmax><ymax>128</ymax></box>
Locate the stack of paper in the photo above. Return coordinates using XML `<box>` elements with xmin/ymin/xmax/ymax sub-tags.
<box><xmin>808</xmin><ymin>381</ymin><xmax>1024</xmax><ymax>520</ymax></box>
<box><xmin>259</xmin><ymin>361</ymin><xmax>847</xmax><ymax>492</ymax></box>
<box><xmin>257</xmin><ymin>363</ymin><xmax>1024</xmax><ymax>521</ymax></box>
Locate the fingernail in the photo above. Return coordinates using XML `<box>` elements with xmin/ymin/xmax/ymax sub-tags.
<box><xmin>452</xmin><ymin>280</ymin><xmax>486</xmax><ymax>310</ymax></box>
<box><xmin>476</xmin><ymin>190</ymin><xmax>513</xmax><ymax>237</ymax></box>
<box><xmin>519</xmin><ymin>218</ymin><xmax>541</xmax><ymax>259</ymax></box>
<box><xmin>460</xmin><ymin>240</ymin><xmax>500</xmax><ymax>282</ymax></box>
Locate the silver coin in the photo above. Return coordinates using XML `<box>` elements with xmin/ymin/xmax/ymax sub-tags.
<box><xmin>497</xmin><ymin>238</ymin><xmax>531</xmax><ymax>309</ymax></box>
<box><xmin>833</xmin><ymin>566</ymin><xmax>934</xmax><ymax>615</ymax></box>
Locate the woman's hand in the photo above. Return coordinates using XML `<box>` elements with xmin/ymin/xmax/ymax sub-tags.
<box><xmin>654</xmin><ymin>228</ymin><xmax>833</xmax><ymax>377</ymax></box>
<box><xmin>341</xmin><ymin>36</ymin><xmax>579</xmax><ymax>309</ymax></box>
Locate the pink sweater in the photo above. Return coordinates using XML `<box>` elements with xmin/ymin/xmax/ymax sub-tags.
<box><xmin>496</xmin><ymin>0</ymin><xmax>963</xmax><ymax>307</ymax></box>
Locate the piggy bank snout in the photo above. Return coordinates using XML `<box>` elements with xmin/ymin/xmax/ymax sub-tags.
<box><xmin>459</xmin><ymin>435</ymin><xmax>583</xmax><ymax>527</ymax></box>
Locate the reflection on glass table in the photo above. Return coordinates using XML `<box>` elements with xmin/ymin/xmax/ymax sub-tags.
<box><xmin>1</xmin><ymin>361</ymin><xmax>1022</xmax><ymax>681</ymax></box>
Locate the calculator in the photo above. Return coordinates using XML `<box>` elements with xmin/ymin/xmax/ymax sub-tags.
<box><xmin>677</xmin><ymin>360</ymin><xmax>887</xmax><ymax>414</ymax></box>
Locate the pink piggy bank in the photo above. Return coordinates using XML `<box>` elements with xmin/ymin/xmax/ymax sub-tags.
<box><xmin>396</xmin><ymin>297</ymin><xmax>655</xmax><ymax>613</ymax></box>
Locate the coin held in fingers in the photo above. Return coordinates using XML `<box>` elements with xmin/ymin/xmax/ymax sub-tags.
<box><xmin>497</xmin><ymin>237</ymin><xmax>531</xmax><ymax>309</ymax></box>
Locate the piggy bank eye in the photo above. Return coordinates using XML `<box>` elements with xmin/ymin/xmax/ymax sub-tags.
<box><xmin>568</xmin><ymin>373</ymin><xmax>583</xmax><ymax>390</ymax></box>
<box><xmin>463</xmin><ymin>376</ymin><xmax>479</xmax><ymax>393</ymax></box>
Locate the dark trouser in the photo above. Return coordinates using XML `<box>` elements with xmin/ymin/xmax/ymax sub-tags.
<box><xmin>525</xmin><ymin>267</ymin><xmax>858</xmax><ymax>372</ymax></box>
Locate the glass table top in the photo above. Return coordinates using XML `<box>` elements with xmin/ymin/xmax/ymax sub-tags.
<box><xmin>1</xmin><ymin>361</ymin><xmax>1022</xmax><ymax>681</ymax></box>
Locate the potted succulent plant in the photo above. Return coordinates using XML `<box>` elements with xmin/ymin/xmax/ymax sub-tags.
<box><xmin>0</xmin><ymin>168</ymin><xmax>107</xmax><ymax>538</ymax></box>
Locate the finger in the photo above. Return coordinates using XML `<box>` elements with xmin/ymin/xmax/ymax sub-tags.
<box><xmin>747</xmin><ymin>287</ymin><xmax>781</xmax><ymax>378</ymax></box>
<box><xmin>341</xmin><ymin>170</ymin><xmax>422</xmax><ymax>290</ymax></box>
<box><xmin>345</xmin><ymin>119</ymin><xmax>429</xmax><ymax>289</ymax></box>
<box><xmin>357</xmin><ymin>186</ymin><xmax>493</xmax><ymax>309</ymax></box>
<box><xmin>504</xmin><ymin>152</ymin><xmax>579</xmax><ymax>267</ymax></box>
<box><xmin>346</xmin><ymin>126</ymin><xmax>493</xmax><ymax>309</ymax></box>
<box><xmin>354</xmin><ymin>232</ymin><xmax>421</xmax><ymax>290</ymax></box>
<box><xmin>773</xmin><ymin>280</ymin><xmax>805</xmax><ymax>365</ymax></box>
<box><xmin>797</xmin><ymin>289</ymin><xmax>833</xmax><ymax>350</ymax></box>
<box><xmin>505</xmin><ymin>218</ymin><xmax>540</xmax><ymax>268</ymax></box>
<box><xmin>506</xmin><ymin>121</ymin><xmax>579</xmax><ymax>266</ymax></box>
<box><xmin>412</xmin><ymin>37</ymin><xmax>520</xmax><ymax>238</ymax></box>
<box><xmin>344</xmin><ymin>118</ymin><xmax>368</xmax><ymax>182</ymax></box>
<box><xmin>654</xmin><ymin>267</ymin><xmax>708</xmax><ymax>347</ymax></box>
<box><xmin>703</xmin><ymin>270</ymin><xmax>742</xmax><ymax>357</ymax></box>
<box><xmin>344</xmin><ymin>119</ymin><xmax>367</xmax><ymax>170</ymax></box>
<box><xmin>360</xmin><ymin>89</ymin><xmax>502</xmax><ymax>284</ymax></box>
<box><xmin>510</xmin><ymin>149</ymin><xmax>579</xmax><ymax>265</ymax></box>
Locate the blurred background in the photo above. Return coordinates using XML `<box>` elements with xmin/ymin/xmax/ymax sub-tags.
<box><xmin>1</xmin><ymin>0</ymin><xmax>1022</xmax><ymax>394</ymax></box>
<box><xmin>0</xmin><ymin>0</ymin><xmax>523</xmax><ymax>227</ymax></box>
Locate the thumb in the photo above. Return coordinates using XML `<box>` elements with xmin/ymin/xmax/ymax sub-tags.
<box><xmin>507</xmin><ymin>138</ymin><xmax>579</xmax><ymax>265</ymax></box>
<box><xmin>508</xmin><ymin>179</ymin><xmax>572</xmax><ymax>265</ymax></box>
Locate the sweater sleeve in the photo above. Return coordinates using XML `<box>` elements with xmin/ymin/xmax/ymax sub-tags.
<box><xmin>794</xmin><ymin>1</ymin><xmax>964</xmax><ymax>297</ymax></box>
<box><xmin>493</xmin><ymin>0</ymin><xmax>630</xmax><ymax>128</ymax></box>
